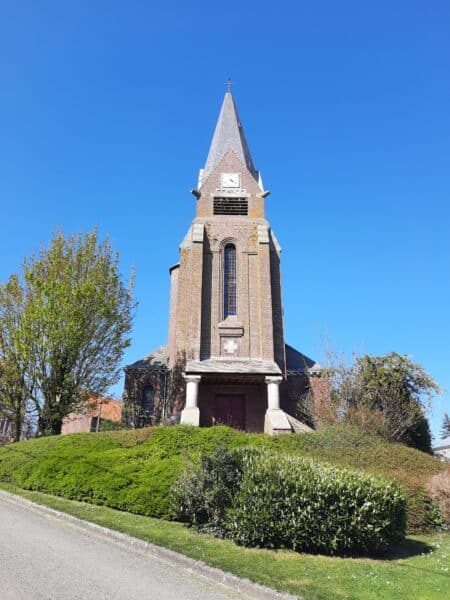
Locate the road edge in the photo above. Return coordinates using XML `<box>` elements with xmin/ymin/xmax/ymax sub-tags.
<box><xmin>0</xmin><ymin>488</ymin><xmax>297</xmax><ymax>600</ymax></box>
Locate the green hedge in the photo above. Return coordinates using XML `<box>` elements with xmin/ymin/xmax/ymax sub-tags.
<box><xmin>0</xmin><ymin>425</ymin><xmax>443</xmax><ymax>532</ymax></box>
<box><xmin>0</xmin><ymin>427</ymin><xmax>255</xmax><ymax>518</ymax></box>
<box><xmin>172</xmin><ymin>447</ymin><xmax>407</xmax><ymax>555</ymax></box>
<box><xmin>172</xmin><ymin>445</ymin><xmax>244</xmax><ymax>533</ymax></box>
<box><xmin>98</xmin><ymin>419</ymin><xmax>126</xmax><ymax>432</ymax></box>
<box><xmin>230</xmin><ymin>449</ymin><xmax>406</xmax><ymax>554</ymax></box>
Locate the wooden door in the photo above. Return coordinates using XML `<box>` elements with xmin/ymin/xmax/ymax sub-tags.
<box><xmin>214</xmin><ymin>394</ymin><xmax>245</xmax><ymax>430</ymax></box>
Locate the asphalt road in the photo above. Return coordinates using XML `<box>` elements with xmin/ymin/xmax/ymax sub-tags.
<box><xmin>0</xmin><ymin>495</ymin><xmax>247</xmax><ymax>600</ymax></box>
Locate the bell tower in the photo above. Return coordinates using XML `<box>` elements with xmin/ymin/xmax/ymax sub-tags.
<box><xmin>123</xmin><ymin>89</ymin><xmax>318</xmax><ymax>433</ymax></box>
<box><xmin>167</xmin><ymin>89</ymin><xmax>293</xmax><ymax>434</ymax></box>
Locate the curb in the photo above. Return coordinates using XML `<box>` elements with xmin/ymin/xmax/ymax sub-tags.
<box><xmin>0</xmin><ymin>489</ymin><xmax>297</xmax><ymax>600</ymax></box>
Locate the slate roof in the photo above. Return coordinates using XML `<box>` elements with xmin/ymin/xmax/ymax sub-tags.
<box><xmin>126</xmin><ymin>343</ymin><xmax>319</xmax><ymax>376</ymax></box>
<box><xmin>124</xmin><ymin>345</ymin><xmax>168</xmax><ymax>370</ymax></box>
<box><xmin>285</xmin><ymin>344</ymin><xmax>321</xmax><ymax>374</ymax></box>
<box><xmin>200</xmin><ymin>91</ymin><xmax>258</xmax><ymax>185</ymax></box>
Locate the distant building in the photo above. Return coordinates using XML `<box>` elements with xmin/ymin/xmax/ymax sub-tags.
<box><xmin>0</xmin><ymin>415</ymin><xmax>34</xmax><ymax>444</ymax></box>
<box><xmin>123</xmin><ymin>89</ymin><xmax>319</xmax><ymax>434</ymax></box>
<box><xmin>61</xmin><ymin>396</ymin><xmax>122</xmax><ymax>435</ymax></box>
<box><xmin>0</xmin><ymin>417</ymin><xmax>13</xmax><ymax>444</ymax></box>
<box><xmin>433</xmin><ymin>437</ymin><xmax>450</xmax><ymax>461</ymax></box>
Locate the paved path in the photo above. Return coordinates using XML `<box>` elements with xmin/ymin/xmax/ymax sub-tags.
<box><xmin>0</xmin><ymin>494</ymin><xmax>247</xmax><ymax>600</ymax></box>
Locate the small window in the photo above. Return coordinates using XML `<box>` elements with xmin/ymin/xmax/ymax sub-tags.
<box><xmin>141</xmin><ymin>386</ymin><xmax>154</xmax><ymax>415</ymax></box>
<box><xmin>214</xmin><ymin>197</ymin><xmax>248</xmax><ymax>215</ymax></box>
<box><xmin>224</xmin><ymin>244</ymin><xmax>237</xmax><ymax>317</ymax></box>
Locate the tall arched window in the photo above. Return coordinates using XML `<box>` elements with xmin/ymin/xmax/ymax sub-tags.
<box><xmin>223</xmin><ymin>243</ymin><xmax>237</xmax><ymax>317</ymax></box>
<box><xmin>141</xmin><ymin>386</ymin><xmax>154</xmax><ymax>415</ymax></box>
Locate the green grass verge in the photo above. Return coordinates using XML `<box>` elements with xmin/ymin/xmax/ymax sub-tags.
<box><xmin>1</xmin><ymin>482</ymin><xmax>448</xmax><ymax>600</ymax></box>
<box><xmin>0</xmin><ymin>425</ymin><xmax>444</xmax><ymax>532</ymax></box>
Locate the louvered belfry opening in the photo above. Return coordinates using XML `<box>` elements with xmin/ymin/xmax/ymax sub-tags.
<box><xmin>214</xmin><ymin>197</ymin><xmax>248</xmax><ymax>215</ymax></box>
<box><xmin>223</xmin><ymin>243</ymin><xmax>237</xmax><ymax>317</ymax></box>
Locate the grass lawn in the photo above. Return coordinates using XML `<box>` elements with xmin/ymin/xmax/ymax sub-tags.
<box><xmin>1</xmin><ymin>482</ymin><xmax>448</xmax><ymax>600</ymax></box>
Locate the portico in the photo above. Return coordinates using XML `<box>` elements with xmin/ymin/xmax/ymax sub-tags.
<box><xmin>180</xmin><ymin>366</ymin><xmax>291</xmax><ymax>434</ymax></box>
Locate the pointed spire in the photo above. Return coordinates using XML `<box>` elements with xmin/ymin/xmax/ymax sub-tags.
<box><xmin>200</xmin><ymin>91</ymin><xmax>258</xmax><ymax>186</ymax></box>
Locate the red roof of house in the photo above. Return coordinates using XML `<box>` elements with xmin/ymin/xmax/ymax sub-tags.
<box><xmin>87</xmin><ymin>396</ymin><xmax>122</xmax><ymax>421</ymax></box>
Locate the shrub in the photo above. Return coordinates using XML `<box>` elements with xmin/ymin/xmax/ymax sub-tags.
<box><xmin>172</xmin><ymin>447</ymin><xmax>407</xmax><ymax>555</ymax></box>
<box><xmin>272</xmin><ymin>424</ymin><xmax>443</xmax><ymax>532</ymax></box>
<box><xmin>231</xmin><ymin>449</ymin><xmax>406</xmax><ymax>554</ymax></box>
<box><xmin>427</xmin><ymin>468</ymin><xmax>450</xmax><ymax>527</ymax></box>
<box><xmin>98</xmin><ymin>419</ymin><xmax>126</xmax><ymax>432</ymax></box>
<box><xmin>171</xmin><ymin>446</ymin><xmax>243</xmax><ymax>533</ymax></box>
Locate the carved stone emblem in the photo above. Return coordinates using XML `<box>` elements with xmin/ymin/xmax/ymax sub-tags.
<box><xmin>223</xmin><ymin>338</ymin><xmax>238</xmax><ymax>355</ymax></box>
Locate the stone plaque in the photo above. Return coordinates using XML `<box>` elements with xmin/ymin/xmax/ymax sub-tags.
<box><xmin>221</xmin><ymin>337</ymin><xmax>239</xmax><ymax>357</ymax></box>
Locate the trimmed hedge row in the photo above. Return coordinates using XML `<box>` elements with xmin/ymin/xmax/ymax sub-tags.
<box><xmin>0</xmin><ymin>424</ymin><xmax>443</xmax><ymax>532</ymax></box>
<box><xmin>172</xmin><ymin>447</ymin><xmax>407</xmax><ymax>555</ymax></box>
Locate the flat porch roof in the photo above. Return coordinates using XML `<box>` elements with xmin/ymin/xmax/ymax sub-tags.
<box><xmin>185</xmin><ymin>358</ymin><xmax>282</xmax><ymax>376</ymax></box>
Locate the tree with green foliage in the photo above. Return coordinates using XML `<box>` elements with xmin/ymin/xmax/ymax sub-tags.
<box><xmin>0</xmin><ymin>230</ymin><xmax>135</xmax><ymax>437</ymax></box>
<box><xmin>353</xmin><ymin>353</ymin><xmax>437</xmax><ymax>452</ymax></box>
<box><xmin>441</xmin><ymin>413</ymin><xmax>450</xmax><ymax>439</ymax></box>
<box><xmin>311</xmin><ymin>351</ymin><xmax>439</xmax><ymax>453</ymax></box>
<box><xmin>0</xmin><ymin>275</ymin><xmax>33</xmax><ymax>441</ymax></box>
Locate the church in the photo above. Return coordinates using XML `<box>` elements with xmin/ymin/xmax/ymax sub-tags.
<box><xmin>123</xmin><ymin>89</ymin><xmax>319</xmax><ymax>434</ymax></box>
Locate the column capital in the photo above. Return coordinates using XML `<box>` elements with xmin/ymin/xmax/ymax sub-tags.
<box><xmin>264</xmin><ymin>375</ymin><xmax>282</xmax><ymax>385</ymax></box>
<box><xmin>183</xmin><ymin>374</ymin><xmax>202</xmax><ymax>383</ymax></box>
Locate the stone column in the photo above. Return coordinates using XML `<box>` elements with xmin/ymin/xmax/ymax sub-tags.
<box><xmin>265</xmin><ymin>376</ymin><xmax>282</xmax><ymax>410</ymax></box>
<box><xmin>264</xmin><ymin>375</ymin><xmax>291</xmax><ymax>435</ymax></box>
<box><xmin>180</xmin><ymin>374</ymin><xmax>202</xmax><ymax>426</ymax></box>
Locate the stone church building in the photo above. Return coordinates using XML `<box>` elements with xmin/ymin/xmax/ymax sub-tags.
<box><xmin>123</xmin><ymin>90</ymin><xmax>319</xmax><ymax>434</ymax></box>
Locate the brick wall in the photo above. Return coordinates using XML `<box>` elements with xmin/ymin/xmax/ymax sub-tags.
<box><xmin>122</xmin><ymin>368</ymin><xmax>169</xmax><ymax>427</ymax></box>
<box><xmin>169</xmin><ymin>150</ymin><xmax>283</xmax><ymax>368</ymax></box>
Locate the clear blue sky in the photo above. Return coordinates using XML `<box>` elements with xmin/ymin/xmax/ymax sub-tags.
<box><xmin>1</xmin><ymin>1</ymin><xmax>449</xmax><ymax>439</ymax></box>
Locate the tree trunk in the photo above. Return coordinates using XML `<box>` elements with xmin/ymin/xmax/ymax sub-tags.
<box><xmin>38</xmin><ymin>410</ymin><xmax>63</xmax><ymax>436</ymax></box>
<box><xmin>13</xmin><ymin>409</ymin><xmax>22</xmax><ymax>443</ymax></box>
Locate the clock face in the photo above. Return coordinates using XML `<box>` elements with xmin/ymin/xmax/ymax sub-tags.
<box><xmin>222</xmin><ymin>173</ymin><xmax>241</xmax><ymax>188</ymax></box>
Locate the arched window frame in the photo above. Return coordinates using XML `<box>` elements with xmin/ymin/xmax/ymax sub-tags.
<box><xmin>222</xmin><ymin>241</ymin><xmax>237</xmax><ymax>318</ymax></box>
<box><xmin>141</xmin><ymin>385</ymin><xmax>154</xmax><ymax>416</ymax></box>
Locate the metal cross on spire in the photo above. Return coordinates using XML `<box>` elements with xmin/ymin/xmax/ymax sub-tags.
<box><xmin>225</xmin><ymin>76</ymin><xmax>233</xmax><ymax>92</ymax></box>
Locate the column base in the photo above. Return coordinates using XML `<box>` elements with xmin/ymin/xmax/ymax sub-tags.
<box><xmin>180</xmin><ymin>407</ymin><xmax>200</xmax><ymax>426</ymax></box>
<box><xmin>264</xmin><ymin>409</ymin><xmax>292</xmax><ymax>435</ymax></box>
